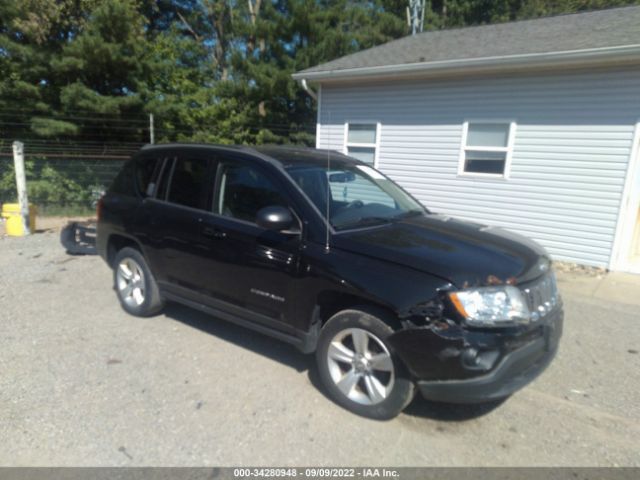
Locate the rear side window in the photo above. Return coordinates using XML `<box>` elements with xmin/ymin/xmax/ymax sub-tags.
<box><xmin>166</xmin><ymin>157</ymin><xmax>212</xmax><ymax>209</ymax></box>
<box><xmin>135</xmin><ymin>157</ymin><xmax>162</xmax><ymax>197</ymax></box>
<box><xmin>155</xmin><ymin>157</ymin><xmax>173</xmax><ymax>201</ymax></box>
<box><xmin>215</xmin><ymin>161</ymin><xmax>289</xmax><ymax>223</ymax></box>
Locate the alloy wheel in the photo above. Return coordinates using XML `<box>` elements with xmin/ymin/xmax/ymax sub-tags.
<box><xmin>116</xmin><ymin>258</ymin><xmax>146</xmax><ymax>307</ymax></box>
<box><xmin>326</xmin><ymin>328</ymin><xmax>395</xmax><ymax>405</ymax></box>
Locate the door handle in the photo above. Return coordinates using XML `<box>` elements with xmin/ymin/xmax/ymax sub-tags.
<box><xmin>202</xmin><ymin>226</ymin><xmax>227</xmax><ymax>239</ymax></box>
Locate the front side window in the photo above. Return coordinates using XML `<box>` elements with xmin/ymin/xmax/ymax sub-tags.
<box><xmin>165</xmin><ymin>157</ymin><xmax>212</xmax><ymax>209</ymax></box>
<box><xmin>345</xmin><ymin>123</ymin><xmax>378</xmax><ymax>165</ymax></box>
<box><xmin>460</xmin><ymin>122</ymin><xmax>516</xmax><ymax>176</ymax></box>
<box><xmin>215</xmin><ymin>162</ymin><xmax>289</xmax><ymax>224</ymax></box>
<box><xmin>286</xmin><ymin>162</ymin><xmax>424</xmax><ymax>231</ymax></box>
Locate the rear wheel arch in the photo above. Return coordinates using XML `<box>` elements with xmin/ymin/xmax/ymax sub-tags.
<box><xmin>106</xmin><ymin>234</ymin><xmax>143</xmax><ymax>267</ymax></box>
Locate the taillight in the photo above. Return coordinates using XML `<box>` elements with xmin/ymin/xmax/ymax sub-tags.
<box><xmin>96</xmin><ymin>197</ymin><xmax>104</xmax><ymax>221</ymax></box>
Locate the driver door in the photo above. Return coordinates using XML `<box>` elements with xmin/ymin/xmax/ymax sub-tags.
<box><xmin>197</xmin><ymin>155</ymin><xmax>303</xmax><ymax>333</ymax></box>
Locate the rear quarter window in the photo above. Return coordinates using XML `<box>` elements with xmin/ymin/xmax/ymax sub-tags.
<box><xmin>109</xmin><ymin>160</ymin><xmax>135</xmax><ymax>195</ymax></box>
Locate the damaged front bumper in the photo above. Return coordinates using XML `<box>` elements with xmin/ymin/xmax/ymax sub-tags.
<box><xmin>387</xmin><ymin>305</ymin><xmax>563</xmax><ymax>404</ymax></box>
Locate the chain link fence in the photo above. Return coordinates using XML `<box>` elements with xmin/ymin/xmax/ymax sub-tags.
<box><xmin>0</xmin><ymin>145</ymin><xmax>135</xmax><ymax>217</ymax></box>
<box><xmin>0</xmin><ymin>112</ymin><xmax>315</xmax><ymax>217</ymax></box>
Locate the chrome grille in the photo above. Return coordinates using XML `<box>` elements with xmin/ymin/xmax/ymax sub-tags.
<box><xmin>521</xmin><ymin>272</ymin><xmax>559</xmax><ymax>321</ymax></box>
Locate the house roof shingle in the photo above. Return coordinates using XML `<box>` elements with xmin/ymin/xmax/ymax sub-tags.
<box><xmin>294</xmin><ymin>6</ymin><xmax>640</xmax><ymax>81</ymax></box>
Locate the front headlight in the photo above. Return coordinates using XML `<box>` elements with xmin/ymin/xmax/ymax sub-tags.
<box><xmin>449</xmin><ymin>286</ymin><xmax>530</xmax><ymax>327</ymax></box>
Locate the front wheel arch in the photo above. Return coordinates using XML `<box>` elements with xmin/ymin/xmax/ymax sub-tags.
<box><xmin>314</xmin><ymin>291</ymin><xmax>401</xmax><ymax>330</ymax></box>
<box><xmin>315</xmin><ymin>308</ymin><xmax>415</xmax><ymax>420</ymax></box>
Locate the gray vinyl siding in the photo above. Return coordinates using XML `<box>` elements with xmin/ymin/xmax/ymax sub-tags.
<box><xmin>317</xmin><ymin>66</ymin><xmax>640</xmax><ymax>267</ymax></box>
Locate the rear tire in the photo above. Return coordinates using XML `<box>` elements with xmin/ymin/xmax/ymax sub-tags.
<box><xmin>113</xmin><ymin>247</ymin><xmax>164</xmax><ymax>317</ymax></box>
<box><xmin>316</xmin><ymin>308</ymin><xmax>415</xmax><ymax>420</ymax></box>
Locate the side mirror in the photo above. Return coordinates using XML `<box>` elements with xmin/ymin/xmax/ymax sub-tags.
<box><xmin>256</xmin><ymin>206</ymin><xmax>294</xmax><ymax>231</ymax></box>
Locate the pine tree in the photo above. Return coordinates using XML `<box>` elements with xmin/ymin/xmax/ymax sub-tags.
<box><xmin>48</xmin><ymin>0</ymin><xmax>155</xmax><ymax>142</ymax></box>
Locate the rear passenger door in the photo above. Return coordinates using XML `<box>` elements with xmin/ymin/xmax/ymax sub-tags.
<box><xmin>137</xmin><ymin>152</ymin><xmax>215</xmax><ymax>297</ymax></box>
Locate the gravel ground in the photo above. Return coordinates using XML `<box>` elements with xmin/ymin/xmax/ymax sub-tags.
<box><xmin>0</xmin><ymin>229</ymin><xmax>639</xmax><ymax>466</ymax></box>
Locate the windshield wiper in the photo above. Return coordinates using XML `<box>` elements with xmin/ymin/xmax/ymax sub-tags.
<box><xmin>335</xmin><ymin>216</ymin><xmax>395</xmax><ymax>230</ymax></box>
<box><xmin>335</xmin><ymin>211</ymin><xmax>424</xmax><ymax>230</ymax></box>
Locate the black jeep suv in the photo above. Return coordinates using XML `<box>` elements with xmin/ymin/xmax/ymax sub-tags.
<box><xmin>97</xmin><ymin>144</ymin><xmax>562</xmax><ymax>419</ymax></box>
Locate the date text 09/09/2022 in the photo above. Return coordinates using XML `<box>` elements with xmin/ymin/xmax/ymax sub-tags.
<box><xmin>233</xmin><ymin>468</ymin><xmax>400</xmax><ymax>478</ymax></box>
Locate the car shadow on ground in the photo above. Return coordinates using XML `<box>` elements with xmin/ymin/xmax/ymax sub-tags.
<box><xmin>163</xmin><ymin>302</ymin><xmax>312</xmax><ymax>373</ymax></box>
<box><xmin>402</xmin><ymin>396</ymin><xmax>507</xmax><ymax>421</ymax></box>
<box><xmin>163</xmin><ymin>301</ymin><xmax>505</xmax><ymax>422</ymax></box>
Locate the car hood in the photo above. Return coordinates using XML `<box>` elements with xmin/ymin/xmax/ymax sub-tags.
<box><xmin>332</xmin><ymin>214</ymin><xmax>550</xmax><ymax>288</ymax></box>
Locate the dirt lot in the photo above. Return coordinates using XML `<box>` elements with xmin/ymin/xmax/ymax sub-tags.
<box><xmin>0</xmin><ymin>225</ymin><xmax>639</xmax><ymax>466</ymax></box>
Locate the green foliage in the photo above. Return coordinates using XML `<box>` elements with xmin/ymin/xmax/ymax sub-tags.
<box><xmin>0</xmin><ymin>159</ymin><xmax>87</xmax><ymax>206</ymax></box>
<box><xmin>49</xmin><ymin>0</ymin><xmax>152</xmax><ymax>141</ymax></box>
<box><xmin>30</xmin><ymin>118</ymin><xmax>79</xmax><ymax>137</ymax></box>
<box><xmin>27</xmin><ymin>164</ymin><xmax>88</xmax><ymax>206</ymax></box>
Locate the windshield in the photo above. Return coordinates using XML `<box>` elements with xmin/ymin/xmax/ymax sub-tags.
<box><xmin>285</xmin><ymin>162</ymin><xmax>425</xmax><ymax>230</ymax></box>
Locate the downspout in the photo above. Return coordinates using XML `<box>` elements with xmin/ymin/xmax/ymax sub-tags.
<box><xmin>300</xmin><ymin>78</ymin><xmax>318</xmax><ymax>101</ymax></box>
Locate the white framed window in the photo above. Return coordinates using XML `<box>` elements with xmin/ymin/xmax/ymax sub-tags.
<box><xmin>458</xmin><ymin>121</ymin><xmax>517</xmax><ymax>178</ymax></box>
<box><xmin>344</xmin><ymin>122</ymin><xmax>380</xmax><ymax>166</ymax></box>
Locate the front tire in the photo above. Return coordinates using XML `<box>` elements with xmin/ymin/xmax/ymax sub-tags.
<box><xmin>113</xmin><ymin>247</ymin><xmax>164</xmax><ymax>317</ymax></box>
<box><xmin>316</xmin><ymin>308</ymin><xmax>415</xmax><ymax>420</ymax></box>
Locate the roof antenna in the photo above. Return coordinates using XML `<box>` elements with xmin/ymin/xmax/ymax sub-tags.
<box><xmin>325</xmin><ymin>111</ymin><xmax>331</xmax><ymax>253</ymax></box>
